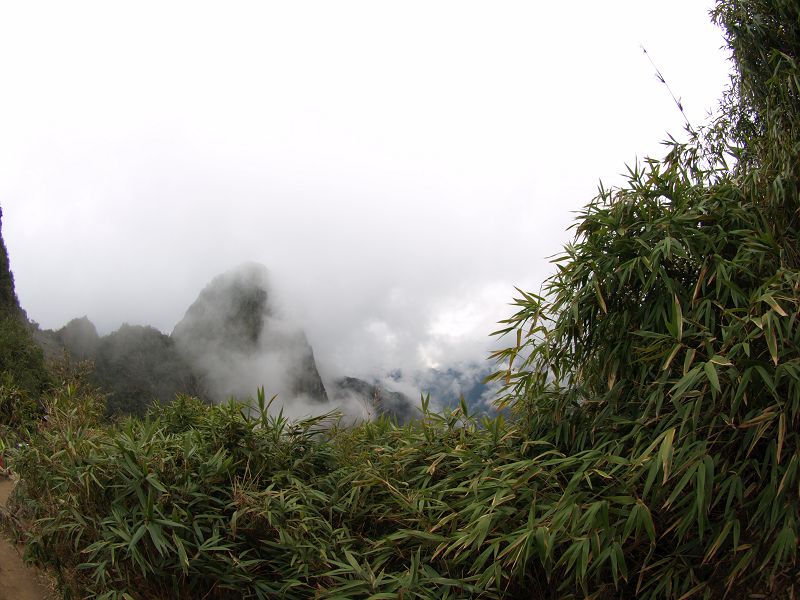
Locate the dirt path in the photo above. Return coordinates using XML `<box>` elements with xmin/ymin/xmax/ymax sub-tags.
<box><xmin>0</xmin><ymin>478</ymin><xmax>56</xmax><ymax>600</ymax></box>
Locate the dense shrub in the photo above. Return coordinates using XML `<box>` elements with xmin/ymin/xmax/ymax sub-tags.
<box><xmin>487</xmin><ymin>0</ymin><xmax>800</xmax><ymax>594</ymax></box>
<box><xmin>10</xmin><ymin>391</ymin><xmax>585</xmax><ymax>599</ymax></box>
<box><xmin>0</xmin><ymin>315</ymin><xmax>51</xmax><ymax>400</ymax></box>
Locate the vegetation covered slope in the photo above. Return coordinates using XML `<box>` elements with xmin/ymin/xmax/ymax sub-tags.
<box><xmin>0</xmin><ymin>206</ymin><xmax>50</xmax><ymax>444</ymax></box>
<box><xmin>2</xmin><ymin>0</ymin><xmax>798</xmax><ymax>598</ymax></box>
<box><xmin>33</xmin><ymin>317</ymin><xmax>205</xmax><ymax>417</ymax></box>
<box><xmin>0</xmin><ymin>207</ymin><xmax>21</xmax><ymax>317</ymax></box>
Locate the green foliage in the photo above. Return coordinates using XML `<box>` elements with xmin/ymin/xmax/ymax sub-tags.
<box><xmin>713</xmin><ymin>0</ymin><xmax>800</xmax><ymax>266</ymax></box>
<box><xmin>0</xmin><ymin>375</ymin><xmax>41</xmax><ymax>448</ymax></box>
<box><xmin>490</xmin><ymin>154</ymin><xmax>799</xmax><ymax>595</ymax></box>
<box><xmin>0</xmin><ymin>316</ymin><xmax>51</xmax><ymax>397</ymax></box>
<box><xmin>10</xmin><ymin>388</ymin><xmax>339</xmax><ymax>598</ymax></box>
<box><xmin>0</xmin><ymin>205</ymin><xmax>52</xmax><ymax>445</ymax></box>
<box><xmin>14</xmin><ymin>380</ymin><xmax>793</xmax><ymax>599</ymax></box>
<box><xmin>0</xmin><ymin>286</ymin><xmax>51</xmax><ymax>450</ymax></box>
<box><xmin>485</xmin><ymin>0</ymin><xmax>800</xmax><ymax>594</ymax></box>
<box><xmin>9</xmin><ymin>389</ymin><xmax>632</xmax><ymax>599</ymax></box>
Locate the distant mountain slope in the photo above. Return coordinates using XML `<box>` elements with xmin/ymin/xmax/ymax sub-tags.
<box><xmin>24</xmin><ymin>261</ymin><xmax>435</xmax><ymax>421</ymax></box>
<box><xmin>30</xmin><ymin>316</ymin><xmax>100</xmax><ymax>365</ymax></box>
<box><xmin>94</xmin><ymin>324</ymin><xmax>203</xmax><ymax>415</ymax></box>
<box><xmin>386</xmin><ymin>365</ymin><xmax>498</xmax><ymax>415</ymax></box>
<box><xmin>34</xmin><ymin>317</ymin><xmax>202</xmax><ymax>416</ymax></box>
<box><xmin>330</xmin><ymin>376</ymin><xmax>415</xmax><ymax>423</ymax></box>
<box><xmin>30</xmin><ymin>264</ymin><xmax>330</xmax><ymax>415</ymax></box>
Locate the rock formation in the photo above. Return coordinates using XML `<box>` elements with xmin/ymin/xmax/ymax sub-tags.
<box><xmin>171</xmin><ymin>263</ymin><xmax>328</xmax><ymax>404</ymax></box>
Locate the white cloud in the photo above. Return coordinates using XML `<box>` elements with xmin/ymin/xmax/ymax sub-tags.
<box><xmin>0</xmin><ymin>1</ymin><xmax>730</xmax><ymax>389</ymax></box>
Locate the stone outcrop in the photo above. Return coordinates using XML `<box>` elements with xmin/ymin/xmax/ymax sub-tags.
<box><xmin>171</xmin><ymin>263</ymin><xmax>328</xmax><ymax>404</ymax></box>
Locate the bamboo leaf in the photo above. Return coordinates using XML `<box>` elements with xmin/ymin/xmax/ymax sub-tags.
<box><xmin>704</xmin><ymin>361</ymin><xmax>721</xmax><ymax>394</ymax></box>
<box><xmin>172</xmin><ymin>532</ymin><xmax>190</xmax><ymax>575</ymax></box>
<box><xmin>594</xmin><ymin>279</ymin><xmax>608</xmax><ymax>314</ymax></box>
<box><xmin>704</xmin><ymin>520</ymin><xmax>733</xmax><ymax>563</ymax></box>
<box><xmin>673</xmin><ymin>294</ymin><xmax>683</xmax><ymax>341</ymax></box>
<box><xmin>659</xmin><ymin>428</ymin><xmax>675</xmax><ymax>484</ymax></box>
<box><xmin>664</xmin><ymin>464</ymin><xmax>699</xmax><ymax>509</ymax></box>
<box><xmin>766</xmin><ymin>326</ymin><xmax>779</xmax><ymax>366</ymax></box>
<box><xmin>662</xmin><ymin>344</ymin><xmax>682</xmax><ymax>372</ymax></box>
<box><xmin>683</xmin><ymin>348</ymin><xmax>697</xmax><ymax>375</ymax></box>
<box><xmin>761</xmin><ymin>294</ymin><xmax>788</xmax><ymax>317</ymax></box>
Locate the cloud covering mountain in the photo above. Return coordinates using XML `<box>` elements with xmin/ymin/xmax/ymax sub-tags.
<box><xmin>172</xmin><ymin>263</ymin><xmax>329</xmax><ymax>407</ymax></box>
<box><xmin>0</xmin><ymin>2</ymin><xmax>730</xmax><ymax>405</ymax></box>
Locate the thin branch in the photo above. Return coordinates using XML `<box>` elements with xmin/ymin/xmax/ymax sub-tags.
<box><xmin>641</xmin><ymin>45</ymin><xmax>694</xmax><ymax>131</ymax></box>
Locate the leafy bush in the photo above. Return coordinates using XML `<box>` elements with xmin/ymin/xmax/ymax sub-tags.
<box><xmin>487</xmin><ymin>0</ymin><xmax>800</xmax><ymax>594</ymax></box>
<box><xmin>9</xmin><ymin>389</ymin><xmax>583</xmax><ymax>598</ymax></box>
<box><xmin>0</xmin><ymin>315</ymin><xmax>51</xmax><ymax>452</ymax></box>
<box><xmin>0</xmin><ymin>316</ymin><xmax>51</xmax><ymax>398</ymax></box>
<box><xmin>10</xmin><ymin>389</ymin><xmax>342</xmax><ymax>599</ymax></box>
<box><xmin>0</xmin><ymin>376</ymin><xmax>41</xmax><ymax>439</ymax></box>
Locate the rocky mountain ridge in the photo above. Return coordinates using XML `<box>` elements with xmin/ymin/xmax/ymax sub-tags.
<box><xmin>33</xmin><ymin>263</ymin><xmax>417</xmax><ymax>420</ymax></box>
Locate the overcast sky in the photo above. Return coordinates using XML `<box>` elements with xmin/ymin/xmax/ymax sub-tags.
<box><xmin>0</xmin><ymin>1</ymin><xmax>730</xmax><ymax>383</ymax></box>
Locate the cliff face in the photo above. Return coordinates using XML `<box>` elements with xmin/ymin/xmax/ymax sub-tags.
<box><xmin>172</xmin><ymin>264</ymin><xmax>271</xmax><ymax>354</ymax></box>
<box><xmin>0</xmin><ymin>207</ymin><xmax>21</xmax><ymax>318</ymax></box>
<box><xmin>172</xmin><ymin>263</ymin><xmax>328</xmax><ymax>404</ymax></box>
<box><xmin>0</xmin><ymin>205</ymin><xmax>50</xmax><ymax>396</ymax></box>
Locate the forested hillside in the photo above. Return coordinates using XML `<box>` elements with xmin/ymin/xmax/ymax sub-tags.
<box><xmin>1</xmin><ymin>0</ymin><xmax>798</xmax><ymax>597</ymax></box>
<box><xmin>0</xmin><ymin>207</ymin><xmax>50</xmax><ymax>415</ymax></box>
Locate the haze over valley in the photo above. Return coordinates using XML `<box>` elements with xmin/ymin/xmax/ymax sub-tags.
<box><xmin>32</xmin><ymin>261</ymin><xmax>491</xmax><ymax>420</ymax></box>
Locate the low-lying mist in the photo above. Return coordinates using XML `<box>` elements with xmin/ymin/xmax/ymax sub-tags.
<box><xmin>35</xmin><ymin>262</ymin><xmax>498</xmax><ymax>421</ymax></box>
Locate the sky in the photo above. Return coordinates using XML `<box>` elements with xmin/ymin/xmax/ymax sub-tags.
<box><xmin>0</xmin><ymin>1</ymin><xmax>731</xmax><ymax>387</ymax></box>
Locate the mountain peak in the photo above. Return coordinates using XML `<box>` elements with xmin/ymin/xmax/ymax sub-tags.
<box><xmin>172</xmin><ymin>264</ymin><xmax>328</xmax><ymax>403</ymax></box>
